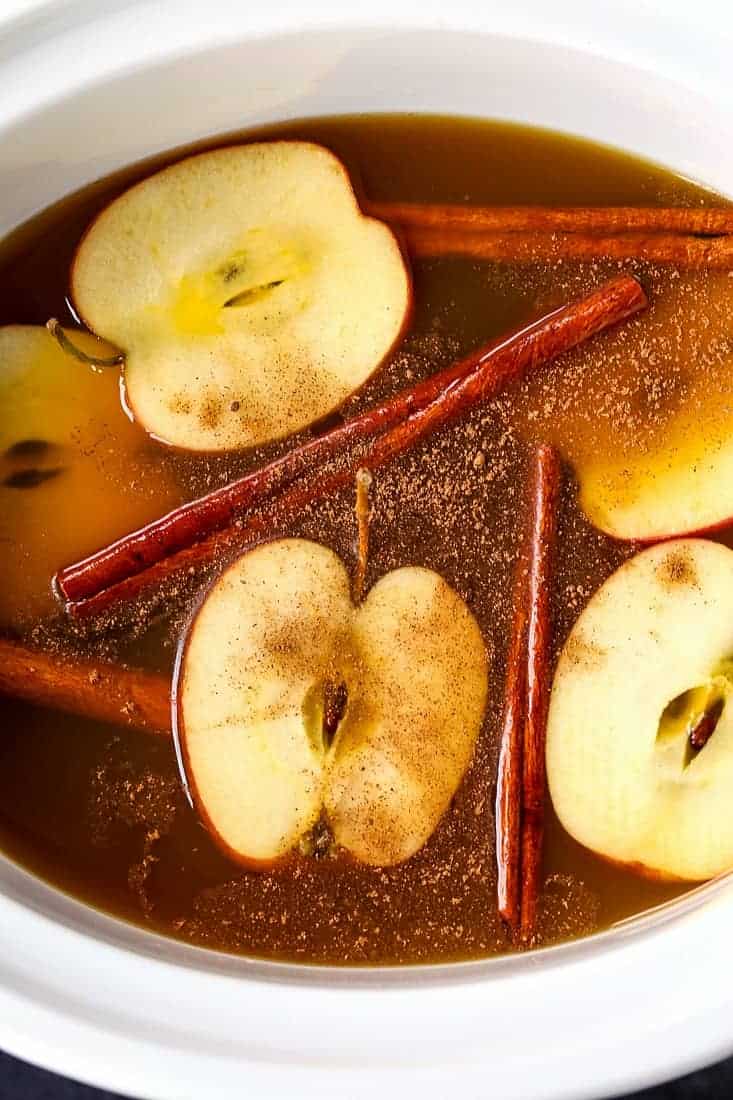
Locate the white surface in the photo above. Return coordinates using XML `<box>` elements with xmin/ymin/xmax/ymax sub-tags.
<box><xmin>1</xmin><ymin>2</ymin><xmax>733</xmax><ymax>1099</ymax></box>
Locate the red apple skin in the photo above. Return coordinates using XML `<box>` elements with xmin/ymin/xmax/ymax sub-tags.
<box><xmin>597</xmin><ymin>479</ymin><xmax>733</xmax><ymax>547</ymax></box>
<box><xmin>610</xmin><ymin>510</ymin><xmax>733</xmax><ymax>548</ymax></box>
<box><xmin>69</xmin><ymin>141</ymin><xmax>414</xmax><ymax>456</ymax></box>
<box><xmin>596</xmin><ymin>848</ymin><xmax>707</xmax><ymax>885</ymax></box>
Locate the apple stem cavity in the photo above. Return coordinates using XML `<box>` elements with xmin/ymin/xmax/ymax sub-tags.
<box><xmin>298</xmin><ymin>817</ymin><xmax>335</xmax><ymax>860</ymax></box>
<box><xmin>46</xmin><ymin>318</ymin><xmax>124</xmax><ymax>369</ymax></box>
<box><xmin>3</xmin><ymin>466</ymin><xmax>65</xmax><ymax>489</ymax></box>
<box><xmin>353</xmin><ymin>468</ymin><xmax>373</xmax><ymax>603</ymax></box>
<box><xmin>687</xmin><ymin>697</ymin><xmax>724</xmax><ymax>756</ymax></box>
<box><xmin>322</xmin><ymin>680</ymin><xmax>348</xmax><ymax>747</ymax></box>
<box><xmin>658</xmin><ymin>680</ymin><xmax>729</xmax><ymax>768</ymax></box>
<box><xmin>223</xmin><ymin>279</ymin><xmax>286</xmax><ymax>308</ymax></box>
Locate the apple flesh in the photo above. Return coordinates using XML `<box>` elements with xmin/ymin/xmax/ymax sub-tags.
<box><xmin>575</xmin><ymin>271</ymin><xmax>733</xmax><ymax>542</ymax></box>
<box><xmin>505</xmin><ymin>270</ymin><xmax>733</xmax><ymax>543</ymax></box>
<box><xmin>547</xmin><ymin>538</ymin><xmax>733</xmax><ymax>881</ymax></box>
<box><xmin>579</xmin><ymin>405</ymin><xmax>733</xmax><ymax>542</ymax></box>
<box><xmin>0</xmin><ymin>325</ymin><xmax>177</xmax><ymax>625</ymax></box>
<box><xmin>71</xmin><ymin>142</ymin><xmax>411</xmax><ymax>452</ymax></box>
<box><xmin>176</xmin><ymin>538</ymin><xmax>488</xmax><ymax>867</ymax></box>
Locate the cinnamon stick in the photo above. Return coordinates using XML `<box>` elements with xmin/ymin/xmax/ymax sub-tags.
<box><xmin>353</xmin><ymin>468</ymin><xmax>373</xmax><ymax>603</ymax></box>
<box><xmin>0</xmin><ymin>636</ymin><xmax>170</xmax><ymax>735</ymax></box>
<box><xmin>367</xmin><ymin>201</ymin><xmax>733</xmax><ymax>237</ymax></box>
<box><xmin>61</xmin><ymin>274</ymin><xmax>646</xmax><ymax>619</ymax></box>
<box><xmin>495</xmin><ymin>551</ymin><xmax>529</xmax><ymax>930</ymax></box>
<box><xmin>367</xmin><ymin>201</ymin><xmax>733</xmax><ymax>267</ymax></box>
<box><xmin>519</xmin><ymin>444</ymin><xmax>562</xmax><ymax>941</ymax></box>
<box><xmin>398</xmin><ymin>226</ymin><xmax>733</xmax><ymax>268</ymax></box>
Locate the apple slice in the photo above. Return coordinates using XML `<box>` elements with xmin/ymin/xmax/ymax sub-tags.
<box><xmin>176</xmin><ymin>538</ymin><xmax>488</xmax><ymax>867</ymax></box>
<box><xmin>547</xmin><ymin>538</ymin><xmax>733</xmax><ymax>881</ymax></box>
<box><xmin>71</xmin><ymin>142</ymin><xmax>411</xmax><ymax>452</ymax></box>
<box><xmin>502</xmin><ymin>270</ymin><xmax>733</xmax><ymax>542</ymax></box>
<box><xmin>0</xmin><ymin>325</ymin><xmax>178</xmax><ymax>625</ymax></box>
<box><xmin>578</xmin><ymin>387</ymin><xmax>733</xmax><ymax>541</ymax></box>
<box><xmin>574</xmin><ymin>271</ymin><xmax>733</xmax><ymax>541</ymax></box>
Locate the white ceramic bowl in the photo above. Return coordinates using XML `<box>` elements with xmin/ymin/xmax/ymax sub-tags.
<box><xmin>2</xmin><ymin>2</ymin><xmax>733</xmax><ymax>1097</ymax></box>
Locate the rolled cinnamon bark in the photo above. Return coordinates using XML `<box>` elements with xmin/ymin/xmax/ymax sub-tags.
<box><xmin>519</xmin><ymin>445</ymin><xmax>562</xmax><ymax>941</ymax></box>
<box><xmin>0</xmin><ymin>636</ymin><xmax>170</xmax><ymax>735</ymax></box>
<box><xmin>368</xmin><ymin>201</ymin><xmax>733</xmax><ymax>267</ymax></box>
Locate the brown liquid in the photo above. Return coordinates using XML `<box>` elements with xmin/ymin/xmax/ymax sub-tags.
<box><xmin>0</xmin><ymin>114</ymin><xmax>729</xmax><ymax>964</ymax></box>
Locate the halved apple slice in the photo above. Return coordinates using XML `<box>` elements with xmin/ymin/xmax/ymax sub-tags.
<box><xmin>504</xmin><ymin>270</ymin><xmax>733</xmax><ymax>542</ymax></box>
<box><xmin>0</xmin><ymin>325</ymin><xmax>178</xmax><ymax>625</ymax></box>
<box><xmin>578</xmin><ymin>382</ymin><xmax>733</xmax><ymax>541</ymax></box>
<box><xmin>176</xmin><ymin>538</ymin><xmax>488</xmax><ymax>867</ymax></box>
<box><xmin>71</xmin><ymin>142</ymin><xmax>411</xmax><ymax>452</ymax></box>
<box><xmin>547</xmin><ymin>538</ymin><xmax>733</xmax><ymax>881</ymax></box>
<box><xmin>574</xmin><ymin>271</ymin><xmax>733</xmax><ymax>541</ymax></box>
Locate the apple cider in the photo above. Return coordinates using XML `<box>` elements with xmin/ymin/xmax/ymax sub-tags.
<box><xmin>0</xmin><ymin>114</ymin><xmax>731</xmax><ymax>964</ymax></box>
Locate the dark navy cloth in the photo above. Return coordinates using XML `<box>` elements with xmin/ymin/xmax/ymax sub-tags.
<box><xmin>1</xmin><ymin>1048</ymin><xmax>732</xmax><ymax>1098</ymax></box>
